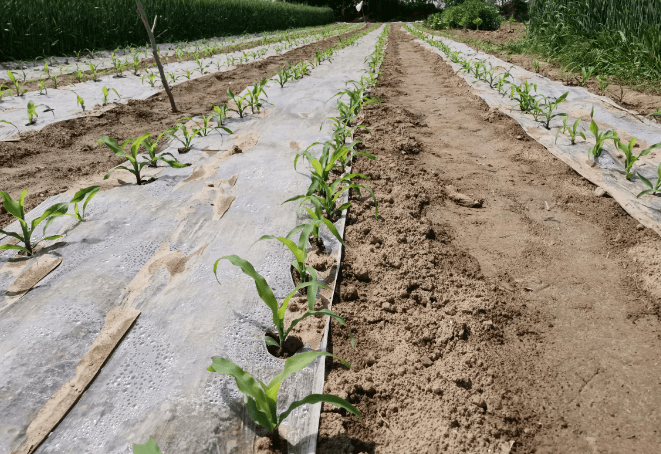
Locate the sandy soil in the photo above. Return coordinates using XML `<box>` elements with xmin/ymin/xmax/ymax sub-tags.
<box><xmin>0</xmin><ymin>25</ymin><xmax>368</xmax><ymax>229</ymax></box>
<box><xmin>425</xmin><ymin>25</ymin><xmax>661</xmax><ymax>122</ymax></box>
<box><xmin>317</xmin><ymin>25</ymin><xmax>661</xmax><ymax>454</ymax></box>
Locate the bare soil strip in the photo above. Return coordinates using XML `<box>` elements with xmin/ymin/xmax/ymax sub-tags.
<box><xmin>318</xmin><ymin>25</ymin><xmax>661</xmax><ymax>454</ymax></box>
<box><xmin>0</xmin><ymin>25</ymin><xmax>369</xmax><ymax>229</ymax></box>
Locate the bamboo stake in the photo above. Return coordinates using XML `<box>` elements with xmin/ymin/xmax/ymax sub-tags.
<box><xmin>135</xmin><ymin>0</ymin><xmax>178</xmax><ymax>113</ymax></box>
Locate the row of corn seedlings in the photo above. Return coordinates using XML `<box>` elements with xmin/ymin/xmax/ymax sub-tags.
<box><xmin>130</xmin><ymin>24</ymin><xmax>390</xmax><ymax>454</ymax></box>
<box><xmin>0</xmin><ymin>25</ymin><xmax>369</xmax><ymax>138</ymax></box>
<box><xmin>405</xmin><ymin>24</ymin><xmax>661</xmax><ymax>199</ymax></box>
<box><xmin>1</xmin><ymin>23</ymin><xmax>359</xmax><ymax>96</ymax></box>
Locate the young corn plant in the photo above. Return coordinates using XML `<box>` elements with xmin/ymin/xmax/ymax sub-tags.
<box><xmin>207</xmin><ymin>351</ymin><xmax>360</xmax><ymax>434</ymax></box>
<box><xmin>142</xmin><ymin>72</ymin><xmax>158</xmax><ymax>87</ymax></box>
<box><xmin>75</xmin><ymin>93</ymin><xmax>85</xmax><ymax>112</ymax></box>
<box><xmin>214</xmin><ymin>254</ymin><xmax>351</xmax><ymax>355</ymax></box>
<box><xmin>227</xmin><ymin>89</ymin><xmax>251</xmax><ymax>118</ymax></box>
<box><xmin>247</xmin><ymin>78</ymin><xmax>270</xmax><ymax>114</ymax></box>
<box><xmin>638</xmin><ymin>163</ymin><xmax>661</xmax><ymax>198</ymax></box>
<box><xmin>6</xmin><ymin>71</ymin><xmax>27</xmax><ymax>96</ymax></box>
<box><xmin>38</xmin><ymin>80</ymin><xmax>47</xmax><ymax>96</ymax></box>
<box><xmin>273</xmin><ymin>63</ymin><xmax>291</xmax><ymax>88</ymax></box>
<box><xmin>88</xmin><ymin>63</ymin><xmax>100</xmax><ymax>82</ymax></box>
<box><xmin>0</xmin><ymin>190</ymin><xmax>68</xmax><ymax>256</ymax></box>
<box><xmin>168</xmin><ymin>121</ymin><xmax>202</xmax><ymax>153</ymax></box>
<box><xmin>0</xmin><ymin>120</ymin><xmax>20</xmax><ymax>137</ymax></box>
<box><xmin>99</xmin><ymin>134</ymin><xmax>153</xmax><ymax>185</ymax></box>
<box><xmin>213</xmin><ymin>104</ymin><xmax>229</xmax><ymax>126</ymax></box>
<box><xmin>596</xmin><ymin>76</ymin><xmax>610</xmax><ymax>96</ymax></box>
<box><xmin>141</xmin><ymin>130</ymin><xmax>190</xmax><ymax>168</ymax></box>
<box><xmin>67</xmin><ymin>186</ymin><xmax>101</xmax><ymax>221</ymax></box>
<box><xmin>573</xmin><ymin>66</ymin><xmax>595</xmax><ymax>87</ymax></box>
<box><xmin>26</xmin><ymin>101</ymin><xmax>43</xmax><ymax>125</ymax></box>
<box><xmin>102</xmin><ymin>86</ymin><xmax>120</xmax><ymax>105</ymax></box>
<box><xmin>555</xmin><ymin>116</ymin><xmax>586</xmax><ymax>144</ymax></box>
<box><xmin>588</xmin><ymin>108</ymin><xmax>618</xmax><ymax>159</ymax></box>
<box><xmin>510</xmin><ymin>80</ymin><xmax>540</xmax><ymax>114</ymax></box>
<box><xmin>615</xmin><ymin>138</ymin><xmax>661</xmax><ymax>180</ymax></box>
<box><xmin>536</xmin><ymin>92</ymin><xmax>569</xmax><ymax>129</ymax></box>
<box><xmin>194</xmin><ymin>114</ymin><xmax>232</xmax><ymax>137</ymax></box>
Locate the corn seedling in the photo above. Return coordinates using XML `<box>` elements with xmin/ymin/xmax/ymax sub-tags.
<box><xmin>183</xmin><ymin>70</ymin><xmax>195</xmax><ymax>80</ymax></box>
<box><xmin>273</xmin><ymin>63</ymin><xmax>292</xmax><ymax>88</ymax></box>
<box><xmin>616</xmin><ymin>138</ymin><xmax>661</xmax><ymax>180</ymax></box>
<box><xmin>67</xmin><ymin>186</ymin><xmax>101</xmax><ymax>221</ymax></box>
<box><xmin>587</xmin><ymin>108</ymin><xmax>618</xmax><ymax>159</ymax></box>
<box><xmin>74</xmin><ymin>69</ymin><xmax>86</xmax><ymax>83</ymax></box>
<box><xmin>168</xmin><ymin>121</ymin><xmax>202</xmax><ymax>153</ymax></box>
<box><xmin>99</xmin><ymin>134</ymin><xmax>152</xmax><ymax>185</ymax></box>
<box><xmin>75</xmin><ymin>93</ymin><xmax>85</xmax><ymax>112</ymax></box>
<box><xmin>207</xmin><ymin>350</ymin><xmax>359</xmax><ymax>432</ymax></box>
<box><xmin>292</xmin><ymin>61</ymin><xmax>311</xmax><ymax>80</ymax></box>
<box><xmin>26</xmin><ymin>100</ymin><xmax>43</xmax><ymax>125</ymax></box>
<box><xmin>536</xmin><ymin>92</ymin><xmax>568</xmax><ymax>129</ymax></box>
<box><xmin>213</xmin><ymin>104</ymin><xmax>229</xmax><ymax>126</ymax></box>
<box><xmin>247</xmin><ymin>78</ymin><xmax>270</xmax><ymax>114</ymax></box>
<box><xmin>510</xmin><ymin>80</ymin><xmax>540</xmax><ymax>113</ymax></box>
<box><xmin>141</xmin><ymin>130</ymin><xmax>191</xmax><ymax>168</ymax></box>
<box><xmin>38</xmin><ymin>80</ymin><xmax>47</xmax><ymax>95</ymax></box>
<box><xmin>532</xmin><ymin>59</ymin><xmax>540</xmax><ymax>73</ymax></box>
<box><xmin>166</xmin><ymin>72</ymin><xmax>180</xmax><ymax>84</ymax></box>
<box><xmin>0</xmin><ymin>190</ymin><xmax>68</xmax><ymax>256</ymax></box>
<box><xmin>555</xmin><ymin>116</ymin><xmax>586</xmax><ymax>145</ymax></box>
<box><xmin>573</xmin><ymin>66</ymin><xmax>595</xmax><ymax>87</ymax></box>
<box><xmin>227</xmin><ymin>89</ymin><xmax>251</xmax><ymax>118</ymax></box>
<box><xmin>195</xmin><ymin>58</ymin><xmax>210</xmax><ymax>74</ymax></box>
<box><xmin>194</xmin><ymin>114</ymin><xmax>232</xmax><ymax>137</ymax></box>
<box><xmin>6</xmin><ymin>71</ymin><xmax>27</xmax><ymax>96</ymax></box>
<box><xmin>596</xmin><ymin>76</ymin><xmax>610</xmax><ymax>96</ymax></box>
<box><xmin>142</xmin><ymin>72</ymin><xmax>158</xmax><ymax>87</ymax></box>
<box><xmin>610</xmin><ymin>85</ymin><xmax>631</xmax><ymax>104</ymax></box>
<box><xmin>88</xmin><ymin>63</ymin><xmax>100</xmax><ymax>82</ymax></box>
<box><xmin>102</xmin><ymin>86</ymin><xmax>120</xmax><ymax>105</ymax></box>
<box><xmin>637</xmin><ymin>163</ymin><xmax>661</xmax><ymax>198</ymax></box>
<box><xmin>214</xmin><ymin>255</ymin><xmax>350</xmax><ymax>355</ymax></box>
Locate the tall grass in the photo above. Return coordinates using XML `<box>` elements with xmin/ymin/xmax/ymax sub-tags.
<box><xmin>527</xmin><ymin>0</ymin><xmax>661</xmax><ymax>82</ymax></box>
<box><xmin>0</xmin><ymin>0</ymin><xmax>335</xmax><ymax>62</ymax></box>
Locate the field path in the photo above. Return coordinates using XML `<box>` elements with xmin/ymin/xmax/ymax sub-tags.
<box><xmin>319</xmin><ymin>24</ymin><xmax>661</xmax><ymax>454</ymax></box>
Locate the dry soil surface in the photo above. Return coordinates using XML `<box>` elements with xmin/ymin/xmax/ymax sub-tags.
<box><xmin>317</xmin><ymin>25</ymin><xmax>661</xmax><ymax>454</ymax></box>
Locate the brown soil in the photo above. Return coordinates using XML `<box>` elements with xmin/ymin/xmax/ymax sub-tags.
<box><xmin>317</xmin><ymin>25</ymin><xmax>661</xmax><ymax>454</ymax></box>
<box><xmin>0</xmin><ymin>25</ymin><xmax>370</xmax><ymax>229</ymax></box>
<box><xmin>420</xmin><ymin>25</ymin><xmax>661</xmax><ymax>122</ymax></box>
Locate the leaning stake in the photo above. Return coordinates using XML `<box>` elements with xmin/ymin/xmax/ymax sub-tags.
<box><xmin>134</xmin><ymin>0</ymin><xmax>178</xmax><ymax>113</ymax></box>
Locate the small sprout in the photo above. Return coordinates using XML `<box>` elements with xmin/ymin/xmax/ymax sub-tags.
<box><xmin>6</xmin><ymin>70</ymin><xmax>27</xmax><ymax>96</ymax></box>
<box><xmin>142</xmin><ymin>130</ymin><xmax>191</xmax><ymax>168</ymax></box>
<box><xmin>99</xmin><ymin>134</ymin><xmax>152</xmax><ymax>185</ymax></box>
<box><xmin>588</xmin><ymin>107</ymin><xmax>618</xmax><ymax>159</ymax></box>
<box><xmin>142</xmin><ymin>72</ymin><xmax>158</xmax><ymax>87</ymax></box>
<box><xmin>212</xmin><ymin>104</ymin><xmax>229</xmax><ymax>126</ymax></box>
<box><xmin>183</xmin><ymin>70</ymin><xmax>195</xmax><ymax>80</ymax></box>
<box><xmin>555</xmin><ymin>116</ymin><xmax>586</xmax><ymax>145</ymax></box>
<box><xmin>75</xmin><ymin>93</ymin><xmax>85</xmax><ymax>112</ymax></box>
<box><xmin>227</xmin><ymin>88</ymin><xmax>251</xmax><ymax>118</ymax></box>
<box><xmin>638</xmin><ymin>162</ymin><xmax>661</xmax><ymax>197</ymax></box>
<box><xmin>596</xmin><ymin>75</ymin><xmax>610</xmax><ymax>96</ymax></box>
<box><xmin>510</xmin><ymin>80</ymin><xmax>540</xmax><ymax>114</ymax></box>
<box><xmin>273</xmin><ymin>63</ymin><xmax>292</xmax><ymax>88</ymax></box>
<box><xmin>616</xmin><ymin>138</ymin><xmax>661</xmax><ymax>180</ymax></box>
<box><xmin>67</xmin><ymin>186</ymin><xmax>101</xmax><ymax>221</ymax></box>
<box><xmin>167</xmin><ymin>72</ymin><xmax>180</xmax><ymax>84</ymax></box>
<box><xmin>247</xmin><ymin>78</ymin><xmax>271</xmax><ymax>114</ymax></box>
<box><xmin>38</xmin><ymin>80</ymin><xmax>48</xmax><ymax>95</ymax></box>
<box><xmin>26</xmin><ymin>100</ymin><xmax>43</xmax><ymax>125</ymax></box>
<box><xmin>207</xmin><ymin>351</ymin><xmax>360</xmax><ymax>433</ymax></box>
<box><xmin>101</xmin><ymin>86</ymin><xmax>120</xmax><ymax>105</ymax></box>
<box><xmin>0</xmin><ymin>190</ymin><xmax>68</xmax><ymax>256</ymax></box>
<box><xmin>167</xmin><ymin>120</ymin><xmax>202</xmax><ymax>153</ymax></box>
<box><xmin>573</xmin><ymin>66</ymin><xmax>595</xmax><ymax>87</ymax></box>
<box><xmin>88</xmin><ymin>62</ymin><xmax>100</xmax><ymax>81</ymax></box>
<box><xmin>536</xmin><ymin>92</ymin><xmax>569</xmax><ymax>129</ymax></box>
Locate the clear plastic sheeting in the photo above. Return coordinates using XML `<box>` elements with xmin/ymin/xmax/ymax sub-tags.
<box><xmin>0</xmin><ymin>25</ymin><xmax>384</xmax><ymax>454</ymax></box>
<box><xmin>0</xmin><ymin>24</ymin><xmax>359</xmax><ymax>140</ymax></box>
<box><xmin>407</xmin><ymin>27</ymin><xmax>661</xmax><ymax>236</ymax></box>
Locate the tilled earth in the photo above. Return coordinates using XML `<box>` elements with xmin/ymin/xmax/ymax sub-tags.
<box><xmin>317</xmin><ymin>25</ymin><xmax>661</xmax><ymax>454</ymax></box>
<box><xmin>0</xmin><ymin>24</ymin><xmax>369</xmax><ymax>228</ymax></box>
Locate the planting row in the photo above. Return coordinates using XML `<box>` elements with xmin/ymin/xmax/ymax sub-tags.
<box><xmin>1</xmin><ymin>24</ymin><xmax>387</xmax><ymax>454</ymax></box>
<box><xmin>0</xmin><ymin>23</ymin><xmax>357</xmax><ymax>88</ymax></box>
<box><xmin>133</xmin><ymin>23</ymin><xmax>390</xmax><ymax>454</ymax></box>
<box><xmin>405</xmin><ymin>24</ymin><xmax>661</xmax><ymax>232</ymax></box>
<box><xmin>0</xmin><ymin>24</ymin><xmax>362</xmax><ymax>140</ymax></box>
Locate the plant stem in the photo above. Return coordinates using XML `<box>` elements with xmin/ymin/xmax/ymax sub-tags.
<box><xmin>135</xmin><ymin>0</ymin><xmax>178</xmax><ymax>113</ymax></box>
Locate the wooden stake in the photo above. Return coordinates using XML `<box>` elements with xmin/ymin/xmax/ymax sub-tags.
<box><xmin>135</xmin><ymin>0</ymin><xmax>178</xmax><ymax>113</ymax></box>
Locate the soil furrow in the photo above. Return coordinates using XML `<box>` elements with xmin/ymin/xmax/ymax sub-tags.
<box><xmin>0</xmin><ymin>24</ymin><xmax>371</xmax><ymax>229</ymax></box>
<box><xmin>318</xmin><ymin>24</ymin><xmax>661</xmax><ymax>454</ymax></box>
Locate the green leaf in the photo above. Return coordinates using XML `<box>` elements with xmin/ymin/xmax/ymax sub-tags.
<box><xmin>31</xmin><ymin>202</ymin><xmax>68</xmax><ymax>231</ymax></box>
<box><xmin>638</xmin><ymin>173</ymin><xmax>653</xmax><ymax>189</ymax></box>
<box><xmin>0</xmin><ymin>190</ymin><xmax>25</xmax><ymax>220</ymax></box>
<box><xmin>278</xmin><ymin>393</ymin><xmax>360</xmax><ymax>426</ymax></box>
<box><xmin>0</xmin><ymin>243</ymin><xmax>29</xmax><ymax>253</ymax></box>
<box><xmin>133</xmin><ymin>436</ymin><xmax>163</xmax><ymax>454</ymax></box>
